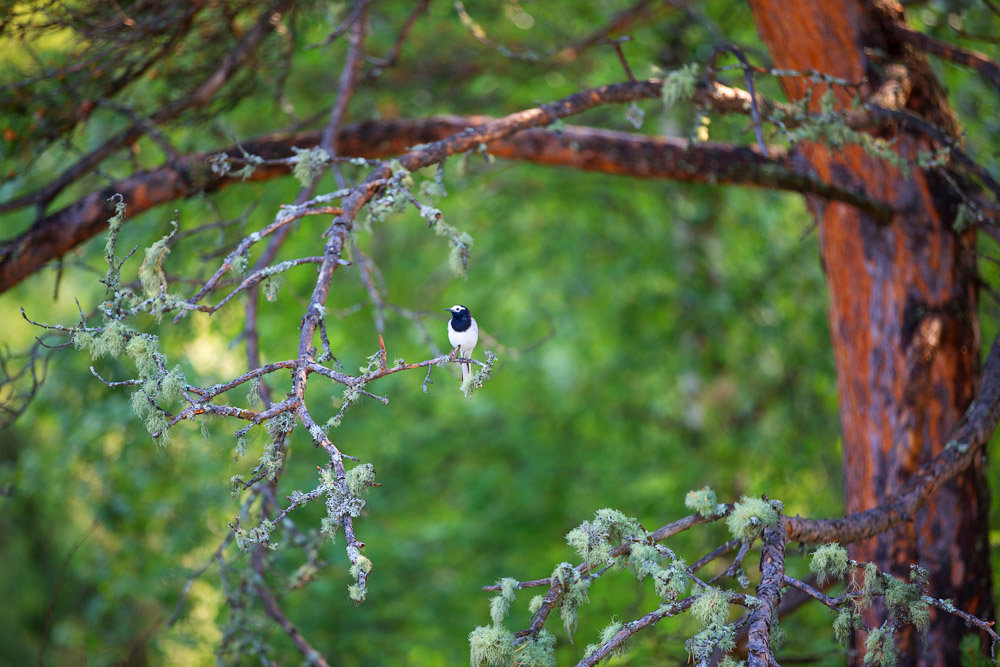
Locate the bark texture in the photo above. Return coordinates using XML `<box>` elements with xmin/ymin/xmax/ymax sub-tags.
<box><xmin>747</xmin><ymin>1</ymin><xmax>992</xmax><ymax>663</ymax></box>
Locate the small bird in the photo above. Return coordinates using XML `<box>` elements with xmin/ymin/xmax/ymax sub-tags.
<box><xmin>446</xmin><ymin>304</ymin><xmax>478</xmax><ymax>388</ymax></box>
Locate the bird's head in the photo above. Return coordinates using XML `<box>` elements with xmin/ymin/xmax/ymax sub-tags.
<box><xmin>446</xmin><ymin>305</ymin><xmax>469</xmax><ymax>316</ymax></box>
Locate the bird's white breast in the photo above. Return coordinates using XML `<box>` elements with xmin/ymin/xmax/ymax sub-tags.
<box><xmin>449</xmin><ymin>320</ymin><xmax>478</xmax><ymax>350</ymax></box>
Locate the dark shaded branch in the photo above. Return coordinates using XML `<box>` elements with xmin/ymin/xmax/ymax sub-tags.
<box><xmin>889</xmin><ymin>19</ymin><xmax>1000</xmax><ymax>95</ymax></box>
<box><xmin>0</xmin><ymin>0</ymin><xmax>294</xmax><ymax>216</ymax></box>
<box><xmin>710</xmin><ymin>45</ymin><xmax>768</xmax><ymax>156</ymax></box>
<box><xmin>746</xmin><ymin>521</ymin><xmax>785</xmax><ymax>666</ymax></box>
<box><xmin>319</xmin><ymin>2</ymin><xmax>368</xmax><ymax>158</ymax></box>
<box><xmin>365</xmin><ymin>0</ymin><xmax>428</xmax><ymax>72</ymax></box>
<box><xmin>2</xmin><ymin>3</ymin><xmax>203</xmax><ymax>149</ymax></box>
<box><xmin>689</xmin><ymin>538</ymin><xmax>740</xmax><ymax>574</ymax></box>
<box><xmin>557</xmin><ymin>0</ymin><xmax>662</xmax><ymax>61</ymax></box>
<box><xmin>253</xmin><ymin>549</ymin><xmax>332</xmax><ymax>667</ymax></box>
<box><xmin>786</xmin><ymin>333</ymin><xmax>1000</xmax><ymax>544</ymax></box>
<box><xmin>781</xmin><ymin>575</ymin><xmax>854</xmax><ymax>610</ymax></box>
<box><xmin>697</xmin><ymin>79</ymin><xmax>1000</xmax><ymax>210</ymax></box>
<box><xmin>311</xmin><ymin>0</ymin><xmax>368</xmax><ymax>50</ymax></box>
<box><xmin>923</xmin><ymin>595</ymin><xmax>1000</xmax><ymax>651</ymax></box>
<box><xmin>0</xmin><ymin>335</ymin><xmax>55</xmax><ymax>427</ymax></box>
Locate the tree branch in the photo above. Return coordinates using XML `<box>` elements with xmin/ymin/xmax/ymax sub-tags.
<box><xmin>746</xmin><ymin>521</ymin><xmax>785</xmax><ymax>666</ymax></box>
<box><xmin>575</xmin><ymin>597</ymin><xmax>697</xmax><ymax>667</ymax></box>
<box><xmin>253</xmin><ymin>549</ymin><xmax>332</xmax><ymax>667</ymax></box>
<box><xmin>889</xmin><ymin>17</ymin><xmax>1000</xmax><ymax>96</ymax></box>
<box><xmin>786</xmin><ymin>333</ymin><xmax>1000</xmax><ymax>544</ymax></box>
<box><xmin>0</xmin><ymin>0</ymin><xmax>294</xmax><ymax>216</ymax></box>
<box><xmin>1</xmin><ymin>99</ymin><xmax>894</xmax><ymax>293</ymax></box>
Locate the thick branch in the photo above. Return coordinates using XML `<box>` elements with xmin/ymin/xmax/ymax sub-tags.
<box><xmin>746</xmin><ymin>521</ymin><xmax>786</xmax><ymax>667</ymax></box>
<box><xmin>786</xmin><ymin>334</ymin><xmax>1000</xmax><ymax>544</ymax></box>
<box><xmin>1</xmin><ymin>109</ymin><xmax>890</xmax><ymax>293</ymax></box>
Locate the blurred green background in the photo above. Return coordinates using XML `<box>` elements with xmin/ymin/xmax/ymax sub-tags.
<box><xmin>1</xmin><ymin>1</ymin><xmax>998</xmax><ymax>664</ymax></box>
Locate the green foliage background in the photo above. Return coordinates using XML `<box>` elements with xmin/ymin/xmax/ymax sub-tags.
<box><xmin>1</xmin><ymin>1</ymin><xmax>998</xmax><ymax>664</ymax></box>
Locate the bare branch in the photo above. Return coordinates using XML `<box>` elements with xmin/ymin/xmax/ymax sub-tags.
<box><xmin>364</xmin><ymin>0</ymin><xmax>429</xmax><ymax>72</ymax></box>
<box><xmin>254</xmin><ymin>549</ymin><xmax>332</xmax><ymax>667</ymax></box>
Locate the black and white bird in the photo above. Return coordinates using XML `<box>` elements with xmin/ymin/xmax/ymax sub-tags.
<box><xmin>446</xmin><ymin>304</ymin><xmax>478</xmax><ymax>387</ymax></box>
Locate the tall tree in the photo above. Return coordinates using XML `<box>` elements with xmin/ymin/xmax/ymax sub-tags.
<box><xmin>747</xmin><ymin>1</ymin><xmax>993</xmax><ymax>663</ymax></box>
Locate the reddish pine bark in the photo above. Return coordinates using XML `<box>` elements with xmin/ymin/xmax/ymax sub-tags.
<box><xmin>747</xmin><ymin>1</ymin><xmax>992</xmax><ymax>663</ymax></box>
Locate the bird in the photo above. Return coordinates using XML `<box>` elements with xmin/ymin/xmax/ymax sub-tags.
<box><xmin>446</xmin><ymin>304</ymin><xmax>478</xmax><ymax>388</ymax></box>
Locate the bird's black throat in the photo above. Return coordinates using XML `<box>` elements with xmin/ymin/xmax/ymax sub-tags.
<box><xmin>450</xmin><ymin>311</ymin><xmax>472</xmax><ymax>332</ymax></box>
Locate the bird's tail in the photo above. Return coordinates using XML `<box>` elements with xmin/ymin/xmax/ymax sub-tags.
<box><xmin>461</xmin><ymin>361</ymin><xmax>471</xmax><ymax>388</ymax></box>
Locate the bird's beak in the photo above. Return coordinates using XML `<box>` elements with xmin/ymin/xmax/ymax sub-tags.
<box><xmin>445</xmin><ymin>308</ymin><xmax>452</xmax><ymax>312</ymax></box>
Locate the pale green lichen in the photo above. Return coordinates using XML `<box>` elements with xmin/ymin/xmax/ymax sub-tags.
<box><xmin>348</xmin><ymin>583</ymin><xmax>367</xmax><ymax>603</ymax></box>
<box><xmin>78</xmin><ymin>319</ymin><xmax>130</xmax><ymax>359</ymax></box>
<box><xmin>291</xmin><ymin>146</ymin><xmax>330</xmax><ymax>186</ymax></box>
<box><xmin>350</xmin><ymin>555</ymin><xmax>372</xmax><ymax>580</ymax></box>
<box><xmin>419</xmin><ymin>163</ymin><xmax>448</xmax><ymax>200</ymax></box>
<box><xmin>661</xmin><ymin>63</ymin><xmax>700</xmax><ymax>109</ymax></box>
<box><xmin>516</xmin><ymin>629</ymin><xmax>556</xmax><ymax>667</ymax></box>
<box><xmin>833</xmin><ymin>606</ymin><xmax>860</xmax><ymax>646</ymax></box>
<box><xmin>161</xmin><ymin>366</ymin><xmax>185</xmax><ymax>403</ymax></box>
<box><xmin>138</xmin><ymin>221</ymin><xmax>177</xmax><ymax>297</ymax></box>
<box><xmin>861</xmin><ymin>562</ymin><xmax>881</xmax><ymax>609</ymax></box>
<box><xmin>345</xmin><ymin>463</ymin><xmax>376</xmax><ymax>497</ymax></box>
<box><xmin>625</xmin><ymin>101</ymin><xmax>644</xmax><ymax>129</ymax></box>
<box><xmin>725</xmin><ymin>496</ymin><xmax>779</xmax><ymax>540</ymax></box>
<box><xmin>469</xmin><ymin>625</ymin><xmax>514</xmax><ymax>667</ymax></box>
<box><xmin>125</xmin><ymin>335</ymin><xmax>158</xmax><ymax>377</ymax></box>
<box><xmin>431</xmin><ymin>218</ymin><xmax>474</xmax><ymax>277</ymax></box>
<box><xmin>234</xmin><ymin>518</ymin><xmax>275</xmax><ymax>552</ymax></box>
<box><xmin>566</xmin><ymin>508</ymin><xmax>643</xmax><ymax>567</ymax></box>
<box><xmin>863</xmin><ymin>624</ymin><xmax>898</xmax><ymax>667</ymax></box>
<box><xmin>685</xmin><ymin>486</ymin><xmax>720</xmax><ymax>518</ymax></box>
<box><xmin>234</xmin><ymin>435</ymin><xmax>247</xmax><ymax>460</ymax></box>
<box><xmin>262</xmin><ymin>275</ymin><xmax>282</xmax><ymax>302</ymax></box>
<box><xmin>583</xmin><ymin>620</ymin><xmax>630</xmax><ymax>660</ymax></box>
<box><xmin>246</xmin><ymin>377</ymin><xmax>261</xmax><ymax>408</ymax></box>
<box><xmin>653</xmin><ymin>558</ymin><xmax>689</xmax><ymax>600</ymax></box>
<box><xmin>810</xmin><ymin>543</ymin><xmax>849</xmax><ymax>585</ymax></box>
<box><xmin>884</xmin><ymin>568</ymin><xmax>929</xmax><ymax>633</ymax></box>
<box><xmin>257</xmin><ymin>439</ymin><xmax>285</xmax><ymax>482</ymax></box>
<box><xmin>231</xmin><ymin>253</ymin><xmax>247</xmax><ymax>275</ymax></box>
<box><xmin>627</xmin><ymin>543</ymin><xmax>660</xmax><ymax>580</ymax></box>
<box><xmin>489</xmin><ymin>577</ymin><xmax>520</xmax><ymax>624</ymax></box>
<box><xmin>686</xmin><ymin>624</ymin><xmax>735</xmax><ymax>665</ymax></box>
<box><xmin>326</xmin><ymin>482</ymin><xmax>365</xmax><ymax>520</ymax></box>
<box><xmin>103</xmin><ymin>194</ymin><xmax>128</xmax><ymax>289</ymax></box>
<box><xmin>551</xmin><ymin>562</ymin><xmax>589</xmax><ymax>638</ymax></box>
<box><xmin>691</xmin><ymin>587</ymin><xmax>730</xmax><ymax>628</ymax></box>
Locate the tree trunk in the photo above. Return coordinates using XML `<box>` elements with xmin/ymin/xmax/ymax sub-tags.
<box><xmin>747</xmin><ymin>1</ymin><xmax>993</xmax><ymax>663</ymax></box>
